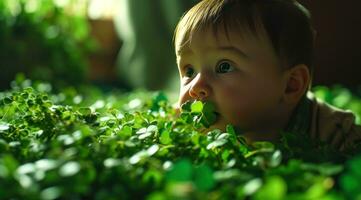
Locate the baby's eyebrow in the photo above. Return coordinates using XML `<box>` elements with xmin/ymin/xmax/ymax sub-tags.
<box><xmin>217</xmin><ymin>46</ymin><xmax>249</xmax><ymax>59</ymax></box>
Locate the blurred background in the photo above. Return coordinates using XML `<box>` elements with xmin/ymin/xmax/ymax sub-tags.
<box><xmin>0</xmin><ymin>0</ymin><xmax>360</xmax><ymax>94</ymax></box>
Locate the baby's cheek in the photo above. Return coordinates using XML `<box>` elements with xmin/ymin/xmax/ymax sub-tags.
<box><xmin>178</xmin><ymin>87</ymin><xmax>191</xmax><ymax>105</ymax></box>
<box><xmin>220</xmin><ymin>95</ymin><xmax>258</xmax><ymax>123</ymax></box>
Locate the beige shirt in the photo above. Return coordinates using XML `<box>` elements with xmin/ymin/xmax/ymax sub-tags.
<box><xmin>308</xmin><ymin>94</ymin><xmax>361</xmax><ymax>153</ymax></box>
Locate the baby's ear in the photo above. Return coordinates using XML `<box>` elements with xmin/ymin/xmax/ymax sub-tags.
<box><xmin>283</xmin><ymin>64</ymin><xmax>310</xmax><ymax>104</ymax></box>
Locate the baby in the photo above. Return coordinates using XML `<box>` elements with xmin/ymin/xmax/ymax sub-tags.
<box><xmin>173</xmin><ymin>0</ymin><xmax>361</xmax><ymax>153</ymax></box>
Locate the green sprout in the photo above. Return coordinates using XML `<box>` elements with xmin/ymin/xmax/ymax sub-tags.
<box><xmin>180</xmin><ymin>100</ymin><xmax>218</xmax><ymax>129</ymax></box>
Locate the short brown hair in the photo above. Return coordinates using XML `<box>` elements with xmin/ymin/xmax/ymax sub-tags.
<box><xmin>174</xmin><ymin>0</ymin><xmax>315</xmax><ymax>75</ymax></box>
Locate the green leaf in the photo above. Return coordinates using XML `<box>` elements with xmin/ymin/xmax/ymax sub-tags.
<box><xmin>243</xmin><ymin>178</ymin><xmax>262</xmax><ymax>196</ymax></box>
<box><xmin>193</xmin><ymin>164</ymin><xmax>215</xmax><ymax>191</ymax></box>
<box><xmin>301</xmin><ymin>163</ymin><xmax>344</xmax><ymax>176</ymax></box>
<box><xmin>26</xmin><ymin>99</ymin><xmax>35</xmax><ymax>107</ymax></box>
<box><xmin>191</xmin><ymin>101</ymin><xmax>203</xmax><ymax>113</ymax></box>
<box><xmin>147</xmin><ymin>144</ymin><xmax>160</xmax><ymax>156</ymax></box>
<box><xmin>129</xmin><ymin>150</ymin><xmax>148</xmax><ymax>164</ymax></box>
<box><xmin>103</xmin><ymin>158</ymin><xmax>122</xmax><ymax>168</ymax></box>
<box><xmin>202</xmin><ymin>101</ymin><xmax>216</xmax><ymax>113</ymax></box>
<box><xmin>79</xmin><ymin>107</ymin><xmax>92</xmax><ymax>115</ymax></box>
<box><xmin>268</xmin><ymin>150</ymin><xmax>282</xmax><ymax>167</ymax></box>
<box><xmin>160</xmin><ymin>130</ymin><xmax>172</xmax><ymax>145</ymax></box>
<box><xmin>305</xmin><ymin>179</ymin><xmax>328</xmax><ymax>199</ymax></box>
<box><xmin>142</xmin><ymin>169</ymin><xmax>163</xmax><ymax>187</ymax></box>
<box><xmin>59</xmin><ymin>161</ymin><xmax>80</xmax><ymax>177</ymax></box>
<box><xmin>180</xmin><ymin>101</ymin><xmax>192</xmax><ymax>112</ymax></box>
<box><xmin>226</xmin><ymin>125</ymin><xmax>236</xmax><ymax>135</ymax></box>
<box><xmin>252</xmin><ymin>141</ymin><xmax>275</xmax><ymax>151</ymax></box>
<box><xmin>3</xmin><ymin>97</ymin><xmax>12</xmax><ymax>104</ymax></box>
<box><xmin>17</xmin><ymin>163</ymin><xmax>36</xmax><ymax>174</ymax></box>
<box><xmin>138</xmin><ymin>132</ymin><xmax>153</xmax><ymax>140</ymax></box>
<box><xmin>129</xmin><ymin>145</ymin><xmax>159</xmax><ymax>165</ymax></box>
<box><xmin>200</xmin><ymin>112</ymin><xmax>217</xmax><ymax>128</ymax></box>
<box><xmin>0</xmin><ymin>123</ymin><xmax>10</xmax><ymax>132</ymax></box>
<box><xmin>151</xmin><ymin>92</ymin><xmax>168</xmax><ymax>111</ymax></box>
<box><xmin>180</xmin><ymin>112</ymin><xmax>191</xmax><ymax>123</ymax></box>
<box><xmin>254</xmin><ymin>176</ymin><xmax>286</xmax><ymax>200</ymax></box>
<box><xmin>166</xmin><ymin>159</ymin><xmax>193</xmax><ymax>182</ymax></box>
<box><xmin>137</xmin><ymin>125</ymin><xmax>158</xmax><ymax>140</ymax></box>
<box><xmin>349</xmin><ymin>156</ymin><xmax>361</xmax><ymax>177</ymax></box>
<box><xmin>207</xmin><ymin>138</ymin><xmax>228</xmax><ymax>150</ymax></box>
<box><xmin>118</xmin><ymin>125</ymin><xmax>132</xmax><ymax>138</ymax></box>
<box><xmin>35</xmin><ymin>159</ymin><xmax>58</xmax><ymax>171</ymax></box>
<box><xmin>147</xmin><ymin>192</ymin><xmax>167</xmax><ymax>200</ymax></box>
<box><xmin>340</xmin><ymin>174</ymin><xmax>361</xmax><ymax>195</ymax></box>
<box><xmin>40</xmin><ymin>187</ymin><xmax>62</xmax><ymax>200</ymax></box>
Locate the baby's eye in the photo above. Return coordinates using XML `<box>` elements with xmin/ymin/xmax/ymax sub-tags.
<box><xmin>184</xmin><ymin>66</ymin><xmax>195</xmax><ymax>78</ymax></box>
<box><xmin>216</xmin><ymin>61</ymin><xmax>235</xmax><ymax>73</ymax></box>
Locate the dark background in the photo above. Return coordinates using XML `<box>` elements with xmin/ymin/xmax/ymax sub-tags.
<box><xmin>300</xmin><ymin>0</ymin><xmax>361</xmax><ymax>87</ymax></box>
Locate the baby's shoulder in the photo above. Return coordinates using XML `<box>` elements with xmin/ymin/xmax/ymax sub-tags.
<box><xmin>308</xmin><ymin>93</ymin><xmax>361</xmax><ymax>153</ymax></box>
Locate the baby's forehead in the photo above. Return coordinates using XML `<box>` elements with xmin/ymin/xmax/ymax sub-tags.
<box><xmin>176</xmin><ymin>25</ymin><xmax>271</xmax><ymax>56</ymax></box>
<box><xmin>175</xmin><ymin>25</ymin><xmax>280</xmax><ymax>68</ymax></box>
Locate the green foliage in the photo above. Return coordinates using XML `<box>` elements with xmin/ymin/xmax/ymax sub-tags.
<box><xmin>313</xmin><ymin>85</ymin><xmax>361</xmax><ymax>124</ymax></box>
<box><xmin>180</xmin><ymin>100</ymin><xmax>217</xmax><ymax>129</ymax></box>
<box><xmin>340</xmin><ymin>155</ymin><xmax>361</xmax><ymax>200</ymax></box>
<box><xmin>1</xmin><ymin>80</ymin><xmax>361</xmax><ymax>199</ymax></box>
<box><xmin>0</xmin><ymin>0</ymin><xmax>96</xmax><ymax>89</ymax></box>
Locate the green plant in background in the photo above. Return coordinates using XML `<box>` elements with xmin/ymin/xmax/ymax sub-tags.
<box><xmin>340</xmin><ymin>155</ymin><xmax>361</xmax><ymax>200</ymax></box>
<box><xmin>313</xmin><ymin>85</ymin><xmax>361</xmax><ymax>124</ymax></box>
<box><xmin>0</xmin><ymin>0</ymin><xmax>97</xmax><ymax>90</ymax></box>
<box><xmin>1</xmin><ymin>78</ymin><xmax>361</xmax><ymax>199</ymax></box>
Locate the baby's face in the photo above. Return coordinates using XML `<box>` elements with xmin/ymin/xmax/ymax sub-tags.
<box><xmin>176</xmin><ymin>28</ymin><xmax>288</xmax><ymax>133</ymax></box>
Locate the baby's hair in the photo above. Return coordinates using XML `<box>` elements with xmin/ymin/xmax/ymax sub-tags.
<box><xmin>174</xmin><ymin>0</ymin><xmax>315</xmax><ymax>76</ymax></box>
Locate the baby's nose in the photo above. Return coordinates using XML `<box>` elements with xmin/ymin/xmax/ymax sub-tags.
<box><xmin>190</xmin><ymin>89</ymin><xmax>208</xmax><ymax>100</ymax></box>
<box><xmin>188</xmin><ymin>74</ymin><xmax>211</xmax><ymax>100</ymax></box>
